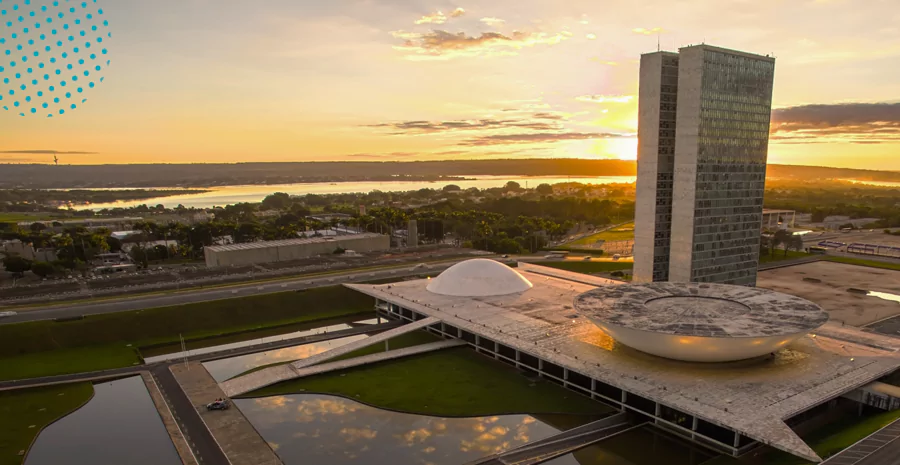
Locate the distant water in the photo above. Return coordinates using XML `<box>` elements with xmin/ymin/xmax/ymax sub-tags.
<box><xmin>72</xmin><ymin>175</ymin><xmax>636</xmax><ymax>210</ymax></box>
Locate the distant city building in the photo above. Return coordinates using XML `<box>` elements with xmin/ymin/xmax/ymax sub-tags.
<box><xmin>203</xmin><ymin>233</ymin><xmax>389</xmax><ymax>267</ymax></box>
<box><xmin>635</xmin><ymin>44</ymin><xmax>776</xmax><ymax>286</ymax></box>
<box><xmin>761</xmin><ymin>209</ymin><xmax>796</xmax><ymax>230</ymax></box>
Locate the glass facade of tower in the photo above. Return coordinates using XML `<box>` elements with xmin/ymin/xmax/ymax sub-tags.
<box><xmin>689</xmin><ymin>49</ymin><xmax>775</xmax><ymax>284</ymax></box>
<box><xmin>649</xmin><ymin>54</ymin><xmax>679</xmax><ymax>281</ymax></box>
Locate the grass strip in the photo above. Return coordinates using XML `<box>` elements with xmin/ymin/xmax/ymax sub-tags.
<box><xmin>537</xmin><ymin>261</ymin><xmax>633</xmax><ymax>274</ymax></box>
<box><xmin>0</xmin><ymin>382</ymin><xmax>94</xmax><ymax>465</ymax></box>
<box><xmin>0</xmin><ymin>286</ymin><xmax>372</xmax><ymax>380</ymax></box>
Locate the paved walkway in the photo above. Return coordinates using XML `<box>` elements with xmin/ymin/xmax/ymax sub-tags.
<box><xmin>822</xmin><ymin>417</ymin><xmax>900</xmax><ymax>465</ymax></box>
<box><xmin>171</xmin><ymin>362</ymin><xmax>283</xmax><ymax>465</ymax></box>
<box><xmin>221</xmin><ymin>316</ymin><xmax>442</xmax><ymax>396</ymax></box>
<box><xmin>153</xmin><ymin>366</ymin><xmax>231</xmax><ymax>465</ymax></box>
<box><xmin>141</xmin><ymin>372</ymin><xmax>198</xmax><ymax>465</ymax></box>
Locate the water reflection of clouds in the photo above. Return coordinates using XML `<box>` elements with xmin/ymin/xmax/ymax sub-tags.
<box><xmin>237</xmin><ymin>394</ymin><xmax>562</xmax><ymax>465</ymax></box>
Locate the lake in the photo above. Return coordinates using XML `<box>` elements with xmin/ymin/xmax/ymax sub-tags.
<box><xmin>74</xmin><ymin>175</ymin><xmax>636</xmax><ymax>210</ymax></box>
<box><xmin>24</xmin><ymin>376</ymin><xmax>181</xmax><ymax>465</ymax></box>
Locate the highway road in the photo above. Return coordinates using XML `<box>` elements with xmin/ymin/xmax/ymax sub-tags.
<box><xmin>0</xmin><ymin>259</ymin><xmax>475</xmax><ymax>325</ymax></box>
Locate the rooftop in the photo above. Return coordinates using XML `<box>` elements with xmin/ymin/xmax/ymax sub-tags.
<box><xmin>205</xmin><ymin>233</ymin><xmax>382</xmax><ymax>253</ymax></box>
<box><xmin>347</xmin><ymin>262</ymin><xmax>900</xmax><ymax>462</ymax></box>
<box><xmin>575</xmin><ymin>282</ymin><xmax>828</xmax><ymax>338</ymax></box>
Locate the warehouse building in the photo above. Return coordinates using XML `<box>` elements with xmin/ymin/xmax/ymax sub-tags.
<box><xmin>203</xmin><ymin>233</ymin><xmax>389</xmax><ymax>267</ymax></box>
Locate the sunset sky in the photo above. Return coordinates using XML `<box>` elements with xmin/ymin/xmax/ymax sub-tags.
<box><xmin>1</xmin><ymin>0</ymin><xmax>898</xmax><ymax>168</ymax></box>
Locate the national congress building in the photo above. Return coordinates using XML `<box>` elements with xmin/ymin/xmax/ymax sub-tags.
<box><xmin>634</xmin><ymin>44</ymin><xmax>776</xmax><ymax>286</ymax></box>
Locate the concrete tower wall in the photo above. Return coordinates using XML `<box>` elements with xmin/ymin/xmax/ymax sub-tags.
<box><xmin>634</xmin><ymin>51</ymin><xmax>679</xmax><ymax>283</ymax></box>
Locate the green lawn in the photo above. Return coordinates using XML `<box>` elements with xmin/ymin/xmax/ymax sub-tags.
<box><xmin>759</xmin><ymin>250</ymin><xmax>812</xmax><ymax>264</ymax></box>
<box><xmin>566</xmin><ymin>222</ymin><xmax>635</xmax><ymax>247</ymax></box>
<box><xmin>242</xmin><ymin>346</ymin><xmax>613</xmax><ymax>417</ymax></box>
<box><xmin>538</xmin><ymin>261</ymin><xmax>633</xmax><ymax>274</ymax></box>
<box><xmin>825</xmin><ymin>256</ymin><xmax>900</xmax><ymax>272</ymax></box>
<box><xmin>0</xmin><ymin>286</ymin><xmax>373</xmax><ymax>380</ymax></box>
<box><xmin>0</xmin><ymin>213</ymin><xmax>59</xmax><ymax>223</ymax></box>
<box><xmin>0</xmin><ymin>383</ymin><xmax>94</xmax><ymax>465</ymax></box>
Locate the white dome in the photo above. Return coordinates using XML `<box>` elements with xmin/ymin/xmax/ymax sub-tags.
<box><xmin>427</xmin><ymin>259</ymin><xmax>533</xmax><ymax>297</ymax></box>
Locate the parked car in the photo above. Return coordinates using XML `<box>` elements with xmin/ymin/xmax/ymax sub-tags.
<box><xmin>0</xmin><ymin>311</ymin><xmax>17</xmax><ymax>318</ymax></box>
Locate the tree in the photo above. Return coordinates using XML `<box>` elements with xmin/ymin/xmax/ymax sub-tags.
<box><xmin>30</xmin><ymin>222</ymin><xmax>47</xmax><ymax>233</ymax></box>
<box><xmin>535</xmin><ymin>183</ymin><xmax>553</xmax><ymax>195</ymax></box>
<box><xmin>129</xmin><ymin>246</ymin><xmax>149</xmax><ymax>268</ymax></box>
<box><xmin>504</xmin><ymin>181</ymin><xmax>522</xmax><ymax>192</ymax></box>
<box><xmin>442</xmin><ymin>184</ymin><xmax>461</xmax><ymax>192</ymax></box>
<box><xmin>2</xmin><ymin>254</ymin><xmax>32</xmax><ymax>275</ymax></box>
<box><xmin>760</xmin><ymin>234</ymin><xmax>772</xmax><ymax>257</ymax></box>
<box><xmin>772</xmin><ymin>229</ymin><xmax>792</xmax><ymax>257</ymax></box>
<box><xmin>789</xmin><ymin>235</ymin><xmax>805</xmax><ymax>255</ymax></box>
<box><xmin>31</xmin><ymin>261</ymin><xmax>55</xmax><ymax>278</ymax></box>
<box><xmin>234</xmin><ymin>222</ymin><xmax>263</xmax><ymax>243</ymax></box>
<box><xmin>262</xmin><ymin>192</ymin><xmax>292</xmax><ymax>211</ymax></box>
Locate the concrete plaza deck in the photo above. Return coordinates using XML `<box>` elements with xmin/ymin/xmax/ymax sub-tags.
<box><xmin>229</xmin><ymin>339</ymin><xmax>466</xmax><ymax>397</ymax></box>
<box><xmin>171</xmin><ymin>362</ymin><xmax>283</xmax><ymax>465</ymax></box>
<box><xmin>347</xmin><ymin>262</ymin><xmax>900</xmax><ymax>462</ymax></box>
<box><xmin>221</xmin><ymin>316</ymin><xmax>441</xmax><ymax>396</ymax></box>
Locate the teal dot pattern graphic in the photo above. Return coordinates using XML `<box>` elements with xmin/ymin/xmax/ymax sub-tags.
<box><xmin>0</xmin><ymin>0</ymin><xmax>110</xmax><ymax>117</ymax></box>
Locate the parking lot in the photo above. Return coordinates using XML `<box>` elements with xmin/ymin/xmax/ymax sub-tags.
<box><xmin>758</xmin><ymin>261</ymin><xmax>900</xmax><ymax>327</ymax></box>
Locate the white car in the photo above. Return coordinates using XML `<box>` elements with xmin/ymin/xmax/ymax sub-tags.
<box><xmin>0</xmin><ymin>311</ymin><xmax>17</xmax><ymax>318</ymax></box>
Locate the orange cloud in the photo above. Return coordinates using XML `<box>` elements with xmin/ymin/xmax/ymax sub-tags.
<box><xmin>576</xmin><ymin>94</ymin><xmax>634</xmax><ymax>104</ymax></box>
<box><xmin>414</xmin><ymin>8</ymin><xmax>465</xmax><ymax>25</ymax></box>
<box><xmin>393</xmin><ymin>29</ymin><xmax>569</xmax><ymax>60</ymax></box>
<box><xmin>480</xmin><ymin>17</ymin><xmax>506</xmax><ymax>26</ymax></box>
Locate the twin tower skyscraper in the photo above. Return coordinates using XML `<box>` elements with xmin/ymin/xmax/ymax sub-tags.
<box><xmin>633</xmin><ymin>45</ymin><xmax>776</xmax><ymax>286</ymax></box>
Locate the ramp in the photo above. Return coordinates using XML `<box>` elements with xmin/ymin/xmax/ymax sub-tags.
<box><xmin>221</xmin><ymin>317</ymin><xmax>441</xmax><ymax>396</ymax></box>
<box><xmin>467</xmin><ymin>412</ymin><xmax>636</xmax><ymax>465</ymax></box>
<box><xmin>233</xmin><ymin>339</ymin><xmax>466</xmax><ymax>398</ymax></box>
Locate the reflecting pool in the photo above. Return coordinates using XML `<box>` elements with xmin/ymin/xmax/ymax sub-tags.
<box><xmin>25</xmin><ymin>376</ymin><xmax>180</xmax><ymax>465</ymax></box>
<box><xmin>237</xmin><ymin>393</ymin><xmax>584</xmax><ymax>465</ymax></box>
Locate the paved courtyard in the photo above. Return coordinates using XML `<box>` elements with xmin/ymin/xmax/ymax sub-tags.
<box><xmin>758</xmin><ymin>261</ymin><xmax>900</xmax><ymax>326</ymax></box>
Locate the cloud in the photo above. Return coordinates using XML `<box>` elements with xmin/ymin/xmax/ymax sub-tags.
<box><xmin>460</xmin><ymin>131</ymin><xmax>632</xmax><ymax>146</ymax></box>
<box><xmin>575</xmin><ymin>94</ymin><xmax>634</xmax><ymax>104</ymax></box>
<box><xmin>414</xmin><ymin>8</ymin><xmax>464</xmax><ymax>25</ymax></box>
<box><xmin>0</xmin><ymin>150</ymin><xmax>98</xmax><ymax>154</ymax></box>
<box><xmin>393</xmin><ymin>29</ymin><xmax>569</xmax><ymax>60</ymax></box>
<box><xmin>480</xmin><ymin>17</ymin><xmax>506</xmax><ymax>26</ymax></box>
<box><xmin>367</xmin><ymin>117</ymin><xmax>563</xmax><ymax>134</ymax></box>
<box><xmin>771</xmin><ymin>102</ymin><xmax>900</xmax><ymax>144</ymax></box>
<box><xmin>632</xmin><ymin>27</ymin><xmax>664</xmax><ymax>35</ymax></box>
<box><xmin>415</xmin><ymin>11</ymin><xmax>448</xmax><ymax>25</ymax></box>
